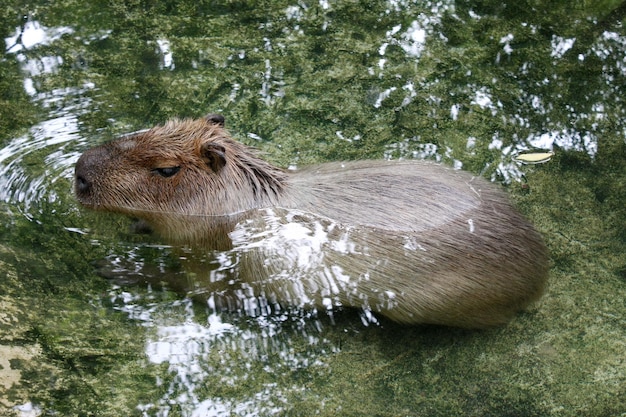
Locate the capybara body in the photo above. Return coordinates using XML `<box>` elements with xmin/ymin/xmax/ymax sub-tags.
<box><xmin>75</xmin><ymin>114</ymin><xmax>549</xmax><ymax>328</ymax></box>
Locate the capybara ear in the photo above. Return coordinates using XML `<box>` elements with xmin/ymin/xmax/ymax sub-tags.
<box><xmin>201</xmin><ymin>142</ymin><xmax>227</xmax><ymax>172</ymax></box>
<box><xmin>205</xmin><ymin>113</ymin><xmax>225</xmax><ymax>127</ymax></box>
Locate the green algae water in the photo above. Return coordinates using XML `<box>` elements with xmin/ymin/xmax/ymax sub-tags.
<box><xmin>1</xmin><ymin>0</ymin><xmax>626</xmax><ymax>415</ymax></box>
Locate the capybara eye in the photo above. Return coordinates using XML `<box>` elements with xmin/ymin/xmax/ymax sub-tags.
<box><xmin>153</xmin><ymin>166</ymin><xmax>181</xmax><ymax>178</ymax></box>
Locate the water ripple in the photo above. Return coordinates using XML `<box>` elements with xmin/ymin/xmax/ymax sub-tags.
<box><xmin>0</xmin><ymin>87</ymin><xmax>92</xmax><ymax>214</ymax></box>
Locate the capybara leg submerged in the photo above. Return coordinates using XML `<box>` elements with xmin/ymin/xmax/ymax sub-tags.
<box><xmin>75</xmin><ymin>114</ymin><xmax>549</xmax><ymax>328</ymax></box>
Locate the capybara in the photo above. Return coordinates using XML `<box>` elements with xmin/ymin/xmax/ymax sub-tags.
<box><xmin>75</xmin><ymin>114</ymin><xmax>549</xmax><ymax>328</ymax></box>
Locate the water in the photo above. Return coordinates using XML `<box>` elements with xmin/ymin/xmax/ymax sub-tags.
<box><xmin>1</xmin><ymin>1</ymin><xmax>625</xmax><ymax>416</ymax></box>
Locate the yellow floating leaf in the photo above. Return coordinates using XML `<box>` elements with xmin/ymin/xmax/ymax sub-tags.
<box><xmin>514</xmin><ymin>151</ymin><xmax>554</xmax><ymax>164</ymax></box>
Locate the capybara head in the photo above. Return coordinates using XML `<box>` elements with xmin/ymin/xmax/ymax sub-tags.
<box><xmin>75</xmin><ymin>114</ymin><xmax>287</xmax><ymax>222</ymax></box>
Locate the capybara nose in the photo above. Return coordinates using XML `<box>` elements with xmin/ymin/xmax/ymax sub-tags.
<box><xmin>75</xmin><ymin>145</ymin><xmax>110</xmax><ymax>196</ymax></box>
<box><xmin>75</xmin><ymin>171</ymin><xmax>90</xmax><ymax>194</ymax></box>
<box><xmin>74</xmin><ymin>153</ymin><xmax>93</xmax><ymax>195</ymax></box>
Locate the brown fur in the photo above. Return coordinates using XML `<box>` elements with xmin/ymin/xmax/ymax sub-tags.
<box><xmin>75</xmin><ymin>114</ymin><xmax>549</xmax><ymax>328</ymax></box>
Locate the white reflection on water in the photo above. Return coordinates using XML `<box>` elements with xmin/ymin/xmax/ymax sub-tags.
<box><xmin>376</xmin><ymin>9</ymin><xmax>445</xmax><ymax>78</ymax></box>
<box><xmin>5</xmin><ymin>19</ymin><xmax>75</xmax><ymax>96</ymax></box>
<box><xmin>370</xmin><ymin>3</ymin><xmax>622</xmax><ymax>182</ymax></box>
<box><xmin>156</xmin><ymin>38</ymin><xmax>174</xmax><ymax>70</ymax></box>
<box><xmin>551</xmin><ymin>35</ymin><xmax>576</xmax><ymax>59</ymax></box>
<box><xmin>2</xmin><ymin>19</ymin><xmax>94</xmax><ymax>214</ymax></box>
<box><xmin>0</xmin><ymin>92</ymin><xmax>90</xmax><ymax>213</ymax></box>
<box><xmin>5</xmin><ymin>19</ymin><xmax>74</xmax><ymax>53</ymax></box>
<box><xmin>109</xmin><ymin>286</ymin><xmax>334</xmax><ymax>417</ymax></box>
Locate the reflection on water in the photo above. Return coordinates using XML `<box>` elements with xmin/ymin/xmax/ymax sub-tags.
<box><xmin>2</xmin><ymin>19</ymin><xmax>94</xmax><ymax>216</ymax></box>
<box><xmin>5</xmin><ymin>19</ymin><xmax>74</xmax><ymax>54</ymax></box>
<box><xmin>0</xmin><ymin>98</ymin><xmax>87</xmax><ymax>214</ymax></box>
<box><xmin>109</xmin><ymin>285</ymin><xmax>336</xmax><ymax>416</ymax></box>
<box><xmin>5</xmin><ymin>19</ymin><xmax>74</xmax><ymax>96</ymax></box>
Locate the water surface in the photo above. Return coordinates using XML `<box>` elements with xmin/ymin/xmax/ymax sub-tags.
<box><xmin>1</xmin><ymin>1</ymin><xmax>625</xmax><ymax>416</ymax></box>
